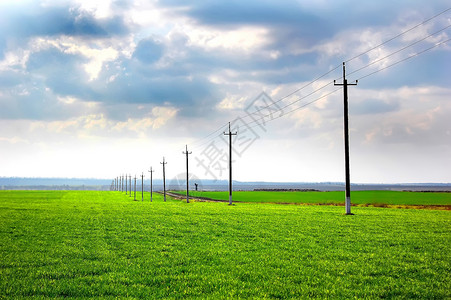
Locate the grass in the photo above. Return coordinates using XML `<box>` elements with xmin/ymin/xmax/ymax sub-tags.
<box><xmin>180</xmin><ymin>190</ymin><xmax>451</xmax><ymax>207</ymax></box>
<box><xmin>1</xmin><ymin>190</ymin><xmax>450</xmax><ymax>298</ymax></box>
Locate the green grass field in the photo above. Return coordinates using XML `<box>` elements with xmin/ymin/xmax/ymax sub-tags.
<box><xmin>180</xmin><ymin>190</ymin><xmax>451</xmax><ymax>207</ymax></box>
<box><xmin>1</xmin><ymin>190</ymin><xmax>450</xmax><ymax>298</ymax></box>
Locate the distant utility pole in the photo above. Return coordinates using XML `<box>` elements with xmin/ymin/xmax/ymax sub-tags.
<box><xmin>148</xmin><ymin>167</ymin><xmax>154</xmax><ymax>202</ymax></box>
<box><xmin>134</xmin><ymin>175</ymin><xmax>137</xmax><ymax>201</ymax></box>
<box><xmin>161</xmin><ymin>157</ymin><xmax>167</xmax><ymax>202</ymax></box>
<box><xmin>224</xmin><ymin>122</ymin><xmax>237</xmax><ymax>205</ymax></box>
<box><xmin>334</xmin><ymin>62</ymin><xmax>357</xmax><ymax>215</ymax></box>
<box><xmin>129</xmin><ymin>175</ymin><xmax>132</xmax><ymax>198</ymax></box>
<box><xmin>183</xmin><ymin>145</ymin><xmax>192</xmax><ymax>203</ymax></box>
<box><xmin>121</xmin><ymin>175</ymin><xmax>123</xmax><ymax>192</ymax></box>
<box><xmin>140</xmin><ymin>172</ymin><xmax>144</xmax><ymax>201</ymax></box>
<box><xmin>125</xmin><ymin>174</ymin><xmax>128</xmax><ymax>195</ymax></box>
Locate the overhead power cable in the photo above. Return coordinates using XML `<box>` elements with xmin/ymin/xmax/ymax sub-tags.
<box><xmin>348</xmin><ymin>24</ymin><xmax>451</xmax><ymax>78</ymax></box>
<box><xmin>237</xmin><ymin>37</ymin><xmax>450</xmax><ymax>132</ymax></box>
<box><xmin>235</xmin><ymin>12</ymin><xmax>451</xmax><ymax>130</ymax></box>
<box><xmin>345</xmin><ymin>7</ymin><xmax>451</xmax><ymax>63</ymax></box>
<box><xmin>356</xmin><ymin>37</ymin><xmax>450</xmax><ymax>82</ymax></box>
<box><xmin>188</xmin><ymin>7</ymin><xmax>450</xmax><ymax>148</ymax></box>
<box><xmin>190</xmin><ymin>122</ymin><xmax>229</xmax><ymax>147</ymax></box>
<box><xmin>245</xmin><ymin>87</ymin><xmax>343</xmax><ymax>132</ymax></box>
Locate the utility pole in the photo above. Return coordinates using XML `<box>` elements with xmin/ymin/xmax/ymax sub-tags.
<box><xmin>134</xmin><ymin>175</ymin><xmax>137</xmax><ymax>201</ymax></box>
<box><xmin>182</xmin><ymin>145</ymin><xmax>192</xmax><ymax>203</ymax></box>
<box><xmin>161</xmin><ymin>157</ymin><xmax>167</xmax><ymax>202</ymax></box>
<box><xmin>148</xmin><ymin>167</ymin><xmax>154</xmax><ymax>202</ymax></box>
<box><xmin>125</xmin><ymin>174</ymin><xmax>128</xmax><ymax>195</ymax></box>
<box><xmin>334</xmin><ymin>62</ymin><xmax>357</xmax><ymax>215</ymax></box>
<box><xmin>129</xmin><ymin>174</ymin><xmax>132</xmax><ymax>198</ymax></box>
<box><xmin>141</xmin><ymin>172</ymin><xmax>144</xmax><ymax>201</ymax></box>
<box><xmin>224</xmin><ymin>122</ymin><xmax>237</xmax><ymax>205</ymax></box>
<box><xmin>121</xmin><ymin>175</ymin><xmax>123</xmax><ymax>192</ymax></box>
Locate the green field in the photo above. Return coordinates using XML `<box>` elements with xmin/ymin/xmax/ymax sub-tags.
<box><xmin>1</xmin><ymin>190</ymin><xmax>450</xmax><ymax>298</ymax></box>
<box><xmin>180</xmin><ymin>190</ymin><xmax>451</xmax><ymax>207</ymax></box>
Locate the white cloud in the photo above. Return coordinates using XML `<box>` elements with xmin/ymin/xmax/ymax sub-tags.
<box><xmin>217</xmin><ymin>95</ymin><xmax>247</xmax><ymax>110</ymax></box>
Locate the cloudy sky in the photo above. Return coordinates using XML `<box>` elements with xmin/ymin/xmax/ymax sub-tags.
<box><xmin>0</xmin><ymin>0</ymin><xmax>450</xmax><ymax>184</ymax></box>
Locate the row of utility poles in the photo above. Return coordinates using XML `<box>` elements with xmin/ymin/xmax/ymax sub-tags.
<box><xmin>111</xmin><ymin>63</ymin><xmax>355</xmax><ymax>214</ymax></box>
<box><xmin>113</xmin><ymin>174</ymin><xmax>146</xmax><ymax>201</ymax></box>
<box><xmin>111</xmin><ymin>136</ymin><xmax>238</xmax><ymax>205</ymax></box>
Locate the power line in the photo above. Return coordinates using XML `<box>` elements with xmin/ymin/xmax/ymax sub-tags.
<box><xmin>244</xmin><ymin>24</ymin><xmax>451</xmax><ymax>128</ymax></box>
<box><xmin>233</xmin><ymin>30</ymin><xmax>451</xmax><ymax>132</ymax></box>
<box><xmin>348</xmin><ymin>24</ymin><xmax>451</xmax><ymax>78</ymax></box>
<box><xmin>140</xmin><ymin>7</ymin><xmax>450</xmax><ymax>162</ymax></box>
<box><xmin>244</xmin><ymin>36</ymin><xmax>449</xmax><ymax>132</ymax></box>
<box><xmin>190</xmin><ymin>122</ymin><xmax>229</xmax><ymax>147</ymax></box>
<box><xmin>189</xmin><ymin>8</ymin><xmax>450</xmax><ymax>149</ymax></box>
<box><xmin>345</xmin><ymin>7</ymin><xmax>451</xmax><ymax>63</ymax></box>
<box><xmin>230</xmin><ymin>8</ymin><xmax>451</xmax><ymax>129</ymax></box>
<box><xmin>356</xmin><ymin>37</ymin><xmax>450</xmax><ymax>82</ymax></box>
<box><xmin>190</xmin><ymin>80</ymin><xmax>338</xmax><ymax>150</ymax></box>
<box><xmin>239</xmin><ymin>64</ymin><xmax>342</xmax><ymax>122</ymax></box>
<box><xmin>246</xmin><ymin>87</ymin><xmax>343</xmax><ymax>132</ymax></box>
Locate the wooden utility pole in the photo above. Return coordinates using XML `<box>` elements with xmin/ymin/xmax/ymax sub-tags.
<box><xmin>161</xmin><ymin>157</ymin><xmax>167</xmax><ymax>202</ymax></box>
<box><xmin>182</xmin><ymin>145</ymin><xmax>192</xmax><ymax>203</ymax></box>
<box><xmin>125</xmin><ymin>174</ymin><xmax>128</xmax><ymax>195</ymax></box>
<box><xmin>224</xmin><ymin>122</ymin><xmax>237</xmax><ymax>205</ymax></box>
<box><xmin>140</xmin><ymin>172</ymin><xmax>144</xmax><ymax>201</ymax></box>
<box><xmin>334</xmin><ymin>62</ymin><xmax>357</xmax><ymax>215</ymax></box>
<box><xmin>129</xmin><ymin>175</ymin><xmax>132</xmax><ymax>198</ymax></box>
<box><xmin>148</xmin><ymin>167</ymin><xmax>154</xmax><ymax>202</ymax></box>
<box><xmin>134</xmin><ymin>175</ymin><xmax>137</xmax><ymax>201</ymax></box>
